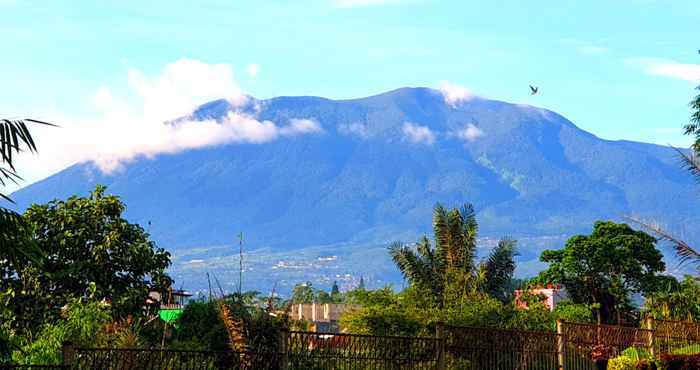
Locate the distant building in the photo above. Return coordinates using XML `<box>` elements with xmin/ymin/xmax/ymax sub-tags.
<box><xmin>289</xmin><ymin>303</ymin><xmax>361</xmax><ymax>333</ymax></box>
<box><xmin>514</xmin><ymin>285</ymin><xmax>568</xmax><ymax>311</ymax></box>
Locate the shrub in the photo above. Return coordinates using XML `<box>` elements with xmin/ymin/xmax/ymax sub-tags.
<box><xmin>660</xmin><ymin>353</ymin><xmax>700</xmax><ymax>370</ymax></box>
<box><xmin>608</xmin><ymin>356</ymin><xmax>637</xmax><ymax>370</ymax></box>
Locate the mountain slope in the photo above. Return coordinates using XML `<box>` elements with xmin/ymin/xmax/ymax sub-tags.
<box><xmin>11</xmin><ymin>87</ymin><xmax>698</xmax><ymax>290</ymax></box>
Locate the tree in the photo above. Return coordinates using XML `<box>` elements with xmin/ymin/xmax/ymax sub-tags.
<box><xmin>389</xmin><ymin>203</ymin><xmax>517</xmax><ymax>305</ymax></box>
<box><xmin>538</xmin><ymin>221</ymin><xmax>665</xmax><ymax>324</ymax></box>
<box><xmin>0</xmin><ymin>119</ymin><xmax>54</xmax><ymax>278</ymax></box>
<box><xmin>330</xmin><ymin>281</ymin><xmax>341</xmax><ymax>302</ymax></box>
<box><xmin>1</xmin><ymin>185</ymin><xmax>172</xmax><ymax>333</ymax></box>
<box><xmin>683</xmin><ymin>85</ymin><xmax>700</xmax><ymax>153</ymax></box>
<box><xmin>643</xmin><ymin>276</ymin><xmax>700</xmax><ymax>321</ymax></box>
<box><xmin>633</xmin><ymin>85</ymin><xmax>700</xmax><ymax>269</ymax></box>
<box><xmin>290</xmin><ymin>282</ymin><xmax>315</xmax><ymax>304</ymax></box>
<box><xmin>484</xmin><ymin>238</ymin><xmax>518</xmax><ymax>303</ymax></box>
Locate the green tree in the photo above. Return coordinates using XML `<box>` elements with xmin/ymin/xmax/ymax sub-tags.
<box><xmin>634</xmin><ymin>84</ymin><xmax>700</xmax><ymax>268</ymax></box>
<box><xmin>1</xmin><ymin>185</ymin><xmax>172</xmax><ymax>334</ymax></box>
<box><xmin>290</xmin><ymin>282</ymin><xmax>315</xmax><ymax>304</ymax></box>
<box><xmin>389</xmin><ymin>203</ymin><xmax>517</xmax><ymax>305</ymax></box>
<box><xmin>0</xmin><ymin>119</ymin><xmax>54</xmax><ymax>283</ymax></box>
<box><xmin>643</xmin><ymin>276</ymin><xmax>700</xmax><ymax>321</ymax></box>
<box><xmin>683</xmin><ymin>85</ymin><xmax>700</xmax><ymax>153</ymax></box>
<box><xmin>484</xmin><ymin>238</ymin><xmax>518</xmax><ymax>303</ymax></box>
<box><xmin>330</xmin><ymin>281</ymin><xmax>340</xmax><ymax>301</ymax></box>
<box><xmin>538</xmin><ymin>221</ymin><xmax>665</xmax><ymax>324</ymax></box>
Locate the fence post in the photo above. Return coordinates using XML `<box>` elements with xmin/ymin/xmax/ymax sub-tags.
<box><xmin>278</xmin><ymin>329</ymin><xmax>289</xmax><ymax>370</ymax></box>
<box><xmin>436</xmin><ymin>322</ymin><xmax>445</xmax><ymax>370</ymax></box>
<box><xmin>556</xmin><ymin>320</ymin><xmax>565</xmax><ymax>370</ymax></box>
<box><xmin>62</xmin><ymin>341</ymin><xmax>75</xmax><ymax>367</ymax></box>
<box><xmin>646</xmin><ymin>316</ymin><xmax>656</xmax><ymax>359</ymax></box>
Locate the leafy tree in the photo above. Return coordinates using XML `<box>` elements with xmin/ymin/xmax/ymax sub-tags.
<box><xmin>330</xmin><ymin>281</ymin><xmax>341</xmax><ymax>302</ymax></box>
<box><xmin>290</xmin><ymin>282</ymin><xmax>315</xmax><ymax>304</ymax></box>
<box><xmin>1</xmin><ymin>185</ymin><xmax>172</xmax><ymax>334</ymax></box>
<box><xmin>174</xmin><ymin>300</ymin><xmax>229</xmax><ymax>351</ymax></box>
<box><xmin>644</xmin><ymin>276</ymin><xmax>700</xmax><ymax>321</ymax></box>
<box><xmin>358</xmin><ymin>276</ymin><xmax>365</xmax><ymax>290</ymax></box>
<box><xmin>683</xmin><ymin>85</ymin><xmax>700</xmax><ymax>153</ymax></box>
<box><xmin>14</xmin><ymin>294</ymin><xmax>112</xmax><ymax>365</ymax></box>
<box><xmin>552</xmin><ymin>300</ymin><xmax>595</xmax><ymax>324</ymax></box>
<box><xmin>538</xmin><ymin>221</ymin><xmax>665</xmax><ymax>324</ymax></box>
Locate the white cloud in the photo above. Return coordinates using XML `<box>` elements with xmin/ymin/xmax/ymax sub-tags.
<box><xmin>333</xmin><ymin>0</ymin><xmax>405</xmax><ymax>7</ymax></box>
<box><xmin>630</xmin><ymin>58</ymin><xmax>700</xmax><ymax>83</ymax></box>
<box><xmin>14</xmin><ymin>58</ymin><xmax>322</xmax><ymax>177</ymax></box>
<box><xmin>279</xmin><ymin>118</ymin><xmax>323</xmax><ymax>136</ymax></box>
<box><xmin>454</xmin><ymin>123</ymin><xmax>484</xmax><ymax>142</ymax></box>
<box><xmin>402</xmin><ymin>122</ymin><xmax>435</xmax><ymax>145</ymax></box>
<box><xmin>438</xmin><ymin>81</ymin><xmax>475</xmax><ymax>107</ymax></box>
<box><xmin>246</xmin><ymin>63</ymin><xmax>260</xmax><ymax>78</ymax></box>
<box><xmin>338</xmin><ymin>122</ymin><xmax>370</xmax><ymax>138</ymax></box>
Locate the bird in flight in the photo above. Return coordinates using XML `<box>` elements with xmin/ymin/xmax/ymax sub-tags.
<box><xmin>529</xmin><ymin>85</ymin><xmax>539</xmax><ymax>95</ymax></box>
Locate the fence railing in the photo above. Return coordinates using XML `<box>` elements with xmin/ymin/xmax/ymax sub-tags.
<box><xmin>15</xmin><ymin>320</ymin><xmax>700</xmax><ymax>370</ymax></box>
<box><xmin>67</xmin><ymin>346</ymin><xmax>279</xmax><ymax>370</ymax></box>
<box><xmin>442</xmin><ymin>325</ymin><xmax>561</xmax><ymax>370</ymax></box>
<box><xmin>287</xmin><ymin>330</ymin><xmax>442</xmax><ymax>370</ymax></box>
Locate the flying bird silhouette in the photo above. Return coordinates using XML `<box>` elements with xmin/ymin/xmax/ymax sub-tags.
<box><xmin>529</xmin><ymin>85</ymin><xmax>539</xmax><ymax>95</ymax></box>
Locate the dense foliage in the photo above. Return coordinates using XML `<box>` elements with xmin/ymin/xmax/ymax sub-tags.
<box><xmin>388</xmin><ymin>203</ymin><xmax>517</xmax><ymax>307</ymax></box>
<box><xmin>538</xmin><ymin>221</ymin><xmax>665</xmax><ymax>324</ymax></box>
<box><xmin>644</xmin><ymin>276</ymin><xmax>700</xmax><ymax>321</ymax></box>
<box><xmin>1</xmin><ymin>186</ymin><xmax>172</xmax><ymax>335</ymax></box>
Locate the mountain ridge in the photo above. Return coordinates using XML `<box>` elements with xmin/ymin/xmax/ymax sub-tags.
<box><xmin>10</xmin><ymin>86</ymin><xmax>698</xmax><ymax>290</ymax></box>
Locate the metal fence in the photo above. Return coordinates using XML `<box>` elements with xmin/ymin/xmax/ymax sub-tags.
<box><xmin>68</xmin><ymin>347</ymin><xmax>279</xmax><ymax>370</ymax></box>
<box><xmin>12</xmin><ymin>321</ymin><xmax>700</xmax><ymax>370</ymax></box>
<box><xmin>0</xmin><ymin>366</ymin><xmax>67</xmax><ymax>370</ymax></box>
<box><xmin>287</xmin><ymin>331</ymin><xmax>442</xmax><ymax>370</ymax></box>
<box><xmin>442</xmin><ymin>325</ymin><xmax>560</xmax><ymax>370</ymax></box>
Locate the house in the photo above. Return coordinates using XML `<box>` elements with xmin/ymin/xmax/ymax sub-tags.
<box><xmin>514</xmin><ymin>284</ymin><xmax>568</xmax><ymax>311</ymax></box>
<box><xmin>289</xmin><ymin>303</ymin><xmax>361</xmax><ymax>333</ymax></box>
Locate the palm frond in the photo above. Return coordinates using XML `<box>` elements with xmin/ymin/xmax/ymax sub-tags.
<box><xmin>673</xmin><ymin>146</ymin><xmax>700</xmax><ymax>184</ymax></box>
<box><xmin>388</xmin><ymin>241</ymin><xmax>431</xmax><ymax>285</ymax></box>
<box><xmin>484</xmin><ymin>237</ymin><xmax>518</xmax><ymax>301</ymax></box>
<box><xmin>626</xmin><ymin>215</ymin><xmax>700</xmax><ymax>268</ymax></box>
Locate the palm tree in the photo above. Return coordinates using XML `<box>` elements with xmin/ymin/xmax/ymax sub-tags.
<box><xmin>484</xmin><ymin>238</ymin><xmax>518</xmax><ymax>302</ymax></box>
<box><xmin>389</xmin><ymin>203</ymin><xmax>517</xmax><ymax>305</ymax></box>
<box><xmin>0</xmin><ymin>118</ymin><xmax>52</xmax><ymax>266</ymax></box>
<box><xmin>631</xmin><ymin>86</ymin><xmax>700</xmax><ymax>270</ymax></box>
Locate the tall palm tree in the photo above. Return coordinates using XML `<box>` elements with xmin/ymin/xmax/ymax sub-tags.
<box><xmin>389</xmin><ymin>203</ymin><xmax>517</xmax><ymax>304</ymax></box>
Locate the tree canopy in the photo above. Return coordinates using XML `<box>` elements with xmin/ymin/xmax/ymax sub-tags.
<box><xmin>538</xmin><ymin>220</ymin><xmax>665</xmax><ymax>324</ymax></box>
<box><xmin>0</xmin><ymin>185</ymin><xmax>172</xmax><ymax>333</ymax></box>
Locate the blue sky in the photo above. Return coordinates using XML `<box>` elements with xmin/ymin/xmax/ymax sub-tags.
<box><xmin>1</xmin><ymin>0</ymin><xmax>699</xmax><ymax>187</ymax></box>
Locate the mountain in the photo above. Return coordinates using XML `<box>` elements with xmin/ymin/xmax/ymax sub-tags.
<box><xmin>11</xmin><ymin>87</ymin><xmax>698</xmax><ymax>293</ymax></box>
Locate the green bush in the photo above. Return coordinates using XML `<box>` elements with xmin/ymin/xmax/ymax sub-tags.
<box><xmin>660</xmin><ymin>353</ymin><xmax>700</xmax><ymax>370</ymax></box>
<box><xmin>607</xmin><ymin>356</ymin><xmax>637</xmax><ymax>370</ymax></box>
<box><xmin>14</xmin><ymin>298</ymin><xmax>111</xmax><ymax>365</ymax></box>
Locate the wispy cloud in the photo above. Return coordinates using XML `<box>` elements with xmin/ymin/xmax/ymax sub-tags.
<box><xmin>338</xmin><ymin>122</ymin><xmax>371</xmax><ymax>138</ymax></box>
<box><xmin>630</xmin><ymin>58</ymin><xmax>700</xmax><ymax>83</ymax></box>
<box><xmin>438</xmin><ymin>81</ymin><xmax>475</xmax><ymax>107</ymax></box>
<box><xmin>18</xmin><ymin>58</ymin><xmax>323</xmax><ymax>175</ymax></box>
<box><xmin>402</xmin><ymin>122</ymin><xmax>435</xmax><ymax>145</ymax></box>
<box><xmin>246</xmin><ymin>63</ymin><xmax>260</xmax><ymax>78</ymax></box>
<box><xmin>333</xmin><ymin>0</ymin><xmax>405</xmax><ymax>8</ymax></box>
<box><xmin>453</xmin><ymin>123</ymin><xmax>484</xmax><ymax>142</ymax></box>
